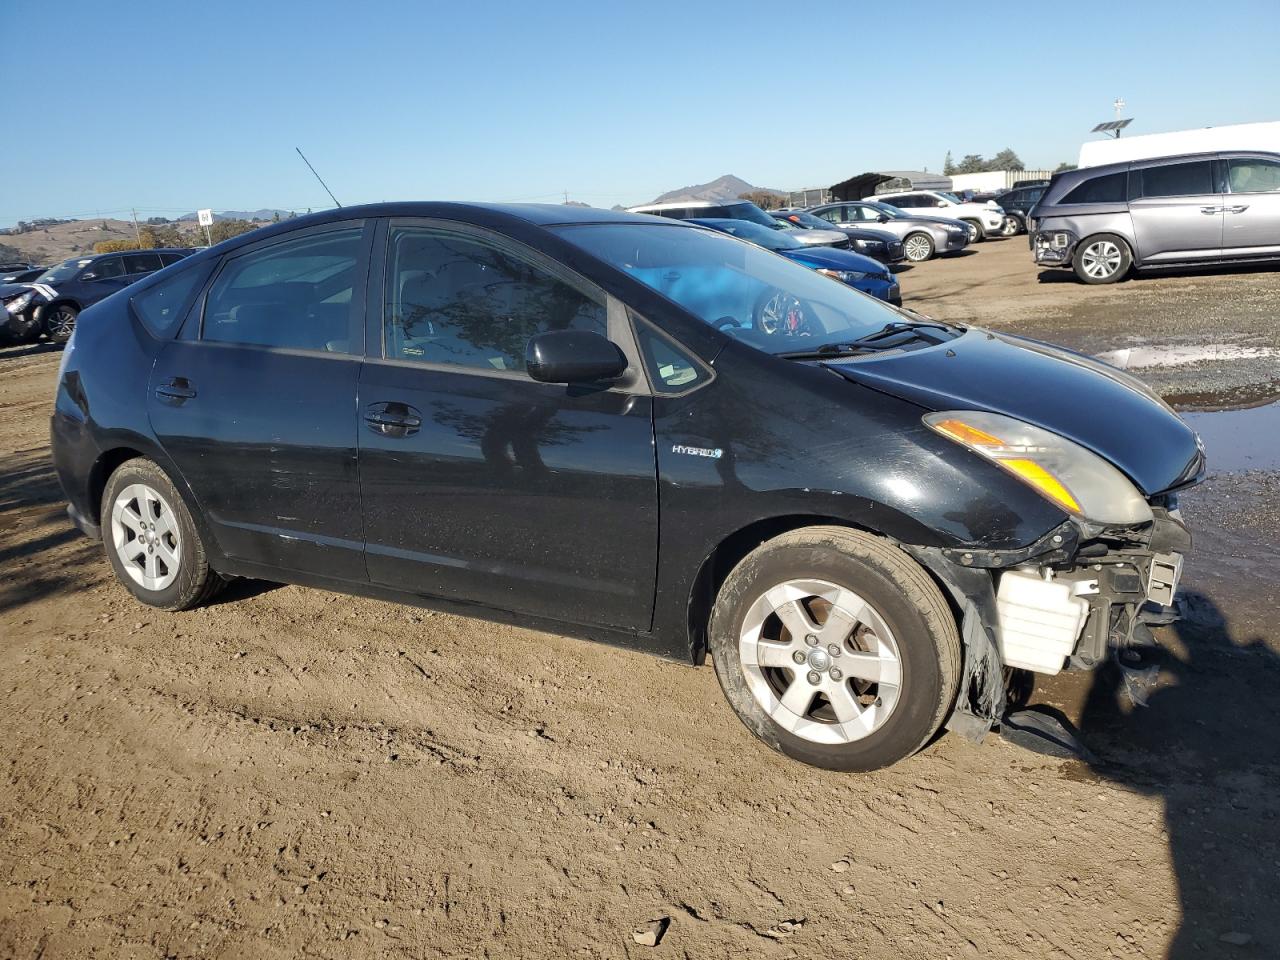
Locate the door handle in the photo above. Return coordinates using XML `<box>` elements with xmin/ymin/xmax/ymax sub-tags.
<box><xmin>1226</xmin><ymin>204</ymin><xmax>1250</xmax><ymax>214</ymax></box>
<box><xmin>1200</xmin><ymin>206</ymin><xmax>1223</xmax><ymax>215</ymax></box>
<box><xmin>364</xmin><ymin>402</ymin><xmax>422</xmax><ymax>438</ymax></box>
<box><xmin>154</xmin><ymin>377</ymin><xmax>196</xmax><ymax>403</ymax></box>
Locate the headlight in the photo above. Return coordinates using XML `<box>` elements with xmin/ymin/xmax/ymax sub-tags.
<box><xmin>816</xmin><ymin>268</ymin><xmax>874</xmax><ymax>283</ymax></box>
<box><xmin>5</xmin><ymin>291</ymin><xmax>34</xmax><ymax>314</ymax></box>
<box><xmin>924</xmin><ymin>411</ymin><xmax>1153</xmax><ymax>526</ymax></box>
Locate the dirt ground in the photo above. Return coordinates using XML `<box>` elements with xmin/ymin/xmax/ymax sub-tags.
<box><xmin>2</xmin><ymin>241</ymin><xmax>1278</xmax><ymax>959</ymax></box>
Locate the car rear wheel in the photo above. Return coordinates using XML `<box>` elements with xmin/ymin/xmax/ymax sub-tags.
<box><xmin>903</xmin><ymin>232</ymin><xmax>935</xmax><ymax>262</ymax></box>
<box><xmin>43</xmin><ymin>303</ymin><xmax>79</xmax><ymax>344</ymax></box>
<box><xmin>1072</xmin><ymin>234</ymin><xmax>1132</xmax><ymax>284</ymax></box>
<box><xmin>962</xmin><ymin>219</ymin><xmax>985</xmax><ymax>242</ymax></box>
<box><xmin>708</xmin><ymin>526</ymin><xmax>962</xmax><ymax>771</ymax></box>
<box><xmin>102</xmin><ymin>458</ymin><xmax>225</xmax><ymax>611</ymax></box>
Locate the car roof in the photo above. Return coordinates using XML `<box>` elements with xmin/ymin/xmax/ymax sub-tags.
<box><xmin>157</xmin><ymin>203</ymin><xmax>680</xmax><ymax>269</ymax></box>
<box><xmin>626</xmin><ymin>200</ymin><xmax>745</xmax><ymax>212</ymax></box>
<box><xmin>79</xmin><ymin>247</ymin><xmax>192</xmax><ymax>260</ymax></box>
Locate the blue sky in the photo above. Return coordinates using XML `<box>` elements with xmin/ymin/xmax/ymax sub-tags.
<box><xmin>2</xmin><ymin>0</ymin><xmax>1278</xmax><ymax>226</ymax></box>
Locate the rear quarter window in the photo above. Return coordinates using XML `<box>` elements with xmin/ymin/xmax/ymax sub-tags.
<box><xmin>1060</xmin><ymin>172</ymin><xmax>1128</xmax><ymax>205</ymax></box>
<box><xmin>131</xmin><ymin>261</ymin><xmax>214</xmax><ymax>338</ymax></box>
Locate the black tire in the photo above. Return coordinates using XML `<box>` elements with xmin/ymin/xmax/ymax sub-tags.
<box><xmin>42</xmin><ymin>302</ymin><xmax>79</xmax><ymax>344</ymax></box>
<box><xmin>708</xmin><ymin>526</ymin><xmax>962</xmax><ymax>771</ymax></box>
<box><xmin>101</xmin><ymin>458</ymin><xmax>225</xmax><ymax>611</ymax></box>
<box><xmin>1071</xmin><ymin>233</ymin><xmax>1133</xmax><ymax>284</ymax></box>
<box><xmin>903</xmin><ymin>231</ymin><xmax>935</xmax><ymax>262</ymax></box>
<box><xmin>962</xmin><ymin>219</ymin><xmax>986</xmax><ymax>242</ymax></box>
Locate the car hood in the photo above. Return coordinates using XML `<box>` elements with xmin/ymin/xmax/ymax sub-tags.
<box><xmin>823</xmin><ymin>329</ymin><xmax>1202</xmax><ymax>495</ymax></box>
<box><xmin>785</xmin><ymin>227</ymin><xmax>850</xmax><ymax>245</ymax></box>
<box><xmin>844</xmin><ymin>227</ymin><xmax>898</xmax><ymax>243</ymax></box>
<box><xmin>782</xmin><ymin>245</ymin><xmax>886</xmax><ymax>275</ymax></box>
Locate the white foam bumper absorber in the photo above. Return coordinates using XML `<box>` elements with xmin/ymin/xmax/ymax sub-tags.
<box><xmin>995</xmin><ymin>569</ymin><xmax>1096</xmax><ymax>675</ymax></box>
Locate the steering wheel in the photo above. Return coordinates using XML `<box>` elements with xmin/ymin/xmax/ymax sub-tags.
<box><xmin>714</xmin><ymin>316</ymin><xmax>742</xmax><ymax>330</ymax></box>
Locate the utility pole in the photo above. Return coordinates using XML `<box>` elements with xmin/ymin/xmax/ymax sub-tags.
<box><xmin>563</xmin><ymin>189</ymin><xmax>569</xmax><ymax>204</ymax></box>
<box><xmin>131</xmin><ymin>208</ymin><xmax>142</xmax><ymax>246</ymax></box>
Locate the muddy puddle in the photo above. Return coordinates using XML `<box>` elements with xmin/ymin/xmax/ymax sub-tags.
<box><xmin>1182</xmin><ymin>401</ymin><xmax>1280</xmax><ymax>473</ymax></box>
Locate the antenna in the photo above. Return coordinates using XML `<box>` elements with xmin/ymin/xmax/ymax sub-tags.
<box><xmin>295</xmin><ymin>147</ymin><xmax>341</xmax><ymax>208</ymax></box>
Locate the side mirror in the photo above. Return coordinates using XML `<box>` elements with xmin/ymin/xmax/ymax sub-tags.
<box><xmin>877</xmin><ymin>214</ymin><xmax>890</xmax><ymax>223</ymax></box>
<box><xmin>526</xmin><ymin>329</ymin><xmax>627</xmax><ymax>384</ymax></box>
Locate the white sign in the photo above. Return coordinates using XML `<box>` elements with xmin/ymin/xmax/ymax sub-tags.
<box><xmin>197</xmin><ymin>208</ymin><xmax>214</xmax><ymax>227</ymax></box>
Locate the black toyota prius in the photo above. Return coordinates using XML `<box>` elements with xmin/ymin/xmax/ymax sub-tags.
<box><xmin>50</xmin><ymin>203</ymin><xmax>1202</xmax><ymax>771</ymax></box>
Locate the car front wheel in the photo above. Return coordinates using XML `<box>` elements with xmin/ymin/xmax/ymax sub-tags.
<box><xmin>43</xmin><ymin>303</ymin><xmax>79</xmax><ymax>344</ymax></box>
<box><xmin>963</xmin><ymin>219</ymin><xmax>985</xmax><ymax>242</ymax></box>
<box><xmin>708</xmin><ymin>526</ymin><xmax>962</xmax><ymax>771</ymax></box>
<box><xmin>1072</xmin><ymin>234</ymin><xmax>1132</xmax><ymax>284</ymax></box>
<box><xmin>102</xmin><ymin>458</ymin><xmax>225</xmax><ymax>610</ymax></box>
<box><xmin>903</xmin><ymin>232</ymin><xmax>935</xmax><ymax>262</ymax></box>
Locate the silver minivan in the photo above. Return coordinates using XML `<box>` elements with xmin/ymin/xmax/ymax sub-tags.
<box><xmin>1030</xmin><ymin>151</ymin><xmax>1280</xmax><ymax>283</ymax></box>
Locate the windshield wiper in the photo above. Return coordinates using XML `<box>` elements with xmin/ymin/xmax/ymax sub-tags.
<box><xmin>778</xmin><ymin>320</ymin><xmax>959</xmax><ymax>360</ymax></box>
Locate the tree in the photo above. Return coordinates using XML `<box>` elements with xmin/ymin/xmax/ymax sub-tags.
<box><xmin>990</xmin><ymin>148</ymin><xmax>1024</xmax><ymax>171</ymax></box>
<box><xmin>955</xmin><ymin>154</ymin><xmax>987</xmax><ymax>174</ymax></box>
<box><xmin>207</xmin><ymin>219</ymin><xmax>258</xmax><ymax>244</ymax></box>
<box><xmin>943</xmin><ymin>151</ymin><xmax>956</xmax><ymax>175</ymax></box>
<box><xmin>1054</xmin><ymin>161</ymin><xmax>1077</xmax><ymax>173</ymax></box>
<box><xmin>738</xmin><ymin>190</ymin><xmax>786</xmax><ymax>209</ymax></box>
<box><xmin>94</xmin><ymin>238</ymin><xmax>142</xmax><ymax>254</ymax></box>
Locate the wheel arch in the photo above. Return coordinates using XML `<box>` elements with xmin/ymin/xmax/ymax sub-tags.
<box><xmin>684</xmin><ymin>511</ymin><xmax>956</xmax><ymax>664</ymax></box>
<box><xmin>86</xmin><ymin>441</ymin><xmax>223</xmax><ymax>566</ymax></box>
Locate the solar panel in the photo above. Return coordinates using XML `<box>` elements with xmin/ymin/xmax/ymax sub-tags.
<box><xmin>1092</xmin><ymin>119</ymin><xmax>1134</xmax><ymax>133</ymax></box>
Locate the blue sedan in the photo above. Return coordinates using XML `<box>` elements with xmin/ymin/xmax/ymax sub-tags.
<box><xmin>688</xmin><ymin>218</ymin><xmax>901</xmax><ymax>306</ymax></box>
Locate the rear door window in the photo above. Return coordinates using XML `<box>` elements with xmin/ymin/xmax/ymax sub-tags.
<box><xmin>202</xmin><ymin>227</ymin><xmax>362</xmax><ymax>353</ymax></box>
<box><xmin>1061</xmin><ymin>172</ymin><xmax>1128</xmax><ymax>204</ymax></box>
<box><xmin>1137</xmin><ymin>161</ymin><xmax>1214</xmax><ymax>198</ymax></box>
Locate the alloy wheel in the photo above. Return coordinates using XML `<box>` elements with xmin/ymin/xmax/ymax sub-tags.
<box><xmin>904</xmin><ymin>235</ymin><xmax>932</xmax><ymax>261</ymax></box>
<box><xmin>46</xmin><ymin>306</ymin><xmax>77</xmax><ymax>341</ymax></box>
<box><xmin>738</xmin><ymin>578</ymin><xmax>903</xmax><ymax>744</ymax></box>
<box><xmin>110</xmin><ymin>483</ymin><xmax>182</xmax><ymax>591</ymax></box>
<box><xmin>1080</xmin><ymin>240</ymin><xmax>1123</xmax><ymax>279</ymax></box>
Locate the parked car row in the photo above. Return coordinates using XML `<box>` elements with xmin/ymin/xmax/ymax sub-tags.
<box><xmin>0</xmin><ymin>248</ymin><xmax>192</xmax><ymax>345</ymax></box>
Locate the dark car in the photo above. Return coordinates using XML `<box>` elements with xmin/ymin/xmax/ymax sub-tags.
<box><xmin>994</xmin><ymin>185</ymin><xmax>1046</xmax><ymax>234</ymax></box>
<box><xmin>51</xmin><ymin>202</ymin><xmax>1201</xmax><ymax>772</ymax></box>
<box><xmin>0</xmin><ymin>262</ymin><xmax>43</xmax><ymax>284</ymax></box>
<box><xmin>0</xmin><ymin>248</ymin><xmax>191</xmax><ymax>345</ymax></box>
<box><xmin>688</xmin><ymin>218</ymin><xmax>901</xmax><ymax>305</ymax></box>
<box><xmin>769</xmin><ymin>210</ymin><xmax>906</xmax><ymax>264</ymax></box>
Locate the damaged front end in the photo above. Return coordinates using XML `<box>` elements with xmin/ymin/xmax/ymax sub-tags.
<box><xmin>907</xmin><ymin>501</ymin><xmax>1193</xmax><ymax>741</ymax></box>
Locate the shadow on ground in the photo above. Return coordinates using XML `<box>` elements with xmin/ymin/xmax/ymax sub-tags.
<box><xmin>0</xmin><ymin>449</ymin><xmax>101</xmax><ymax>614</ymax></box>
<box><xmin>1078</xmin><ymin>592</ymin><xmax>1280</xmax><ymax>957</ymax></box>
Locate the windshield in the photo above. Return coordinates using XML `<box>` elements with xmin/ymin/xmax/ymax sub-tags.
<box><xmin>556</xmin><ymin>223</ymin><xmax>901</xmax><ymax>355</ymax></box>
<box><xmin>937</xmin><ymin>192</ymin><xmax>963</xmax><ymax>204</ymax></box>
<box><xmin>688</xmin><ymin>218</ymin><xmax>800</xmax><ymax>252</ymax></box>
<box><xmin>865</xmin><ymin>201</ymin><xmax>904</xmax><ymax>219</ymax></box>
<box><xmin>39</xmin><ymin>258</ymin><xmax>92</xmax><ymax>284</ymax></box>
<box><xmin>783</xmin><ymin>211</ymin><xmax>829</xmax><ymax>230</ymax></box>
<box><xmin>719</xmin><ymin>201</ymin><xmax>785</xmax><ymax>230</ymax></box>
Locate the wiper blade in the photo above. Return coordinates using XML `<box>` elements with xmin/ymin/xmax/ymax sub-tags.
<box><xmin>779</xmin><ymin>321</ymin><xmax>958</xmax><ymax>360</ymax></box>
<box><xmin>777</xmin><ymin>341</ymin><xmax>872</xmax><ymax>360</ymax></box>
<box><xmin>851</xmin><ymin>319</ymin><xmax>955</xmax><ymax>345</ymax></box>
